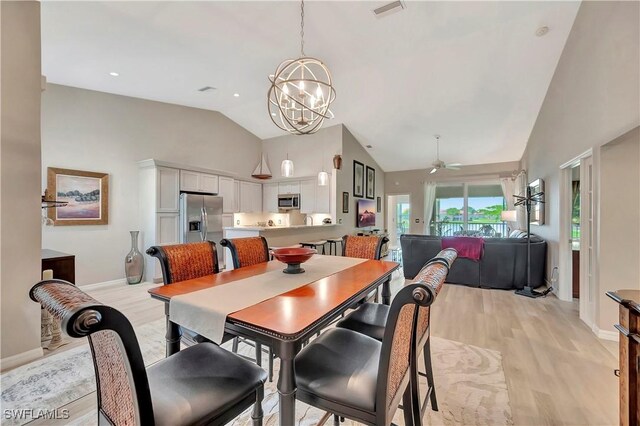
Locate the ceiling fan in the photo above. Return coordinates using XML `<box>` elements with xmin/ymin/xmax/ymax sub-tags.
<box><xmin>430</xmin><ymin>135</ymin><xmax>462</xmax><ymax>174</ymax></box>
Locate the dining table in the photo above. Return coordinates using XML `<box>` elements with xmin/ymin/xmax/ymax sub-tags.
<box><xmin>148</xmin><ymin>255</ymin><xmax>399</xmax><ymax>426</ymax></box>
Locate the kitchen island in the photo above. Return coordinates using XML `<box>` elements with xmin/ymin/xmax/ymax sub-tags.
<box><xmin>222</xmin><ymin>224</ymin><xmax>341</xmax><ymax>269</ymax></box>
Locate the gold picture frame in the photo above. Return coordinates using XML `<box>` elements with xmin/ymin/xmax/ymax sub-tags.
<box><xmin>47</xmin><ymin>167</ymin><xmax>109</xmax><ymax>226</ymax></box>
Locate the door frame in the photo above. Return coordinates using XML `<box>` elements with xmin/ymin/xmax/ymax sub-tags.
<box><xmin>559</xmin><ymin>149</ymin><xmax>595</xmax><ymax>326</ymax></box>
<box><xmin>386</xmin><ymin>193</ymin><xmax>411</xmax><ymax>248</ymax></box>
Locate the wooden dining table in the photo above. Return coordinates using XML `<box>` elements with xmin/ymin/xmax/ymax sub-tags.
<box><xmin>148</xmin><ymin>257</ymin><xmax>399</xmax><ymax>426</ymax></box>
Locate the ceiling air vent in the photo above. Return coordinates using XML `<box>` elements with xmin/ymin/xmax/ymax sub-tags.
<box><xmin>197</xmin><ymin>86</ymin><xmax>216</xmax><ymax>92</ymax></box>
<box><xmin>373</xmin><ymin>1</ymin><xmax>405</xmax><ymax>18</ymax></box>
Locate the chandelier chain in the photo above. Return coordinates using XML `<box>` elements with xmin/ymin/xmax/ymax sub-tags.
<box><xmin>300</xmin><ymin>0</ymin><xmax>305</xmax><ymax>56</ymax></box>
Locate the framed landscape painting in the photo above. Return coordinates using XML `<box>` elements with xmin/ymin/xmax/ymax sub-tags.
<box><xmin>366</xmin><ymin>166</ymin><xmax>375</xmax><ymax>199</ymax></box>
<box><xmin>353</xmin><ymin>160</ymin><xmax>364</xmax><ymax>198</ymax></box>
<box><xmin>47</xmin><ymin>167</ymin><xmax>109</xmax><ymax>226</ymax></box>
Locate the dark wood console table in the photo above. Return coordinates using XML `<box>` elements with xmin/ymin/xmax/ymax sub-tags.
<box><xmin>607</xmin><ymin>289</ymin><xmax>640</xmax><ymax>426</ymax></box>
<box><xmin>41</xmin><ymin>249</ymin><xmax>75</xmax><ymax>284</ymax></box>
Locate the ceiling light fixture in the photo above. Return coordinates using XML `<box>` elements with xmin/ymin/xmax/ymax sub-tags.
<box><xmin>267</xmin><ymin>0</ymin><xmax>336</xmax><ymax>135</ymax></box>
<box><xmin>233</xmin><ymin>93</ymin><xmax>240</xmax><ymax>97</ymax></box>
<box><xmin>281</xmin><ymin>154</ymin><xmax>294</xmax><ymax>177</ymax></box>
<box><xmin>535</xmin><ymin>26</ymin><xmax>549</xmax><ymax>37</ymax></box>
<box><xmin>109</xmin><ymin>72</ymin><xmax>119</xmax><ymax>77</ymax></box>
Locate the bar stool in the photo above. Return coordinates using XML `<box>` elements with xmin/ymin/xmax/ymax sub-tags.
<box><xmin>326</xmin><ymin>238</ymin><xmax>343</xmax><ymax>256</ymax></box>
<box><xmin>300</xmin><ymin>240</ymin><xmax>327</xmax><ymax>255</ymax></box>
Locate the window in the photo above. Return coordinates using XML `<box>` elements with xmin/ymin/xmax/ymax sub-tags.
<box><xmin>432</xmin><ymin>182</ymin><xmax>506</xmax><ymax>237</ymax></box>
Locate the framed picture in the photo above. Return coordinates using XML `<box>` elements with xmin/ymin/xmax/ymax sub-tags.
<box><xmin>366</xmin><ymin>166</ymin><xmax>375</xmax><ymax>199</ymax></box>
<box><xmin>353</xmin><ymin>160</ymin><xmax>364</xmax><ymax>198</ymax></box>
<box><xmin>342</xmin><ymin>192</ymin><xmax>349</xmax><ymax>213</ymax></box>
<box><xmin>376</xmin><ymin>196</ymin><xmax>382</xmax><ymax>213</ymax></box>
<box><xmin>529</xmin><ymin>178</ymin><xmax>545</xmax><ymax>225</ymax></box>
<box><xmin>47</xmin><ymin>167</ymin><xmax>109</xmax><ymax>226</ymax></box>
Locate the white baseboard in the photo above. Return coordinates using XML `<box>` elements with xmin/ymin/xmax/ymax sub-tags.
<box><xmin>0</xmin><ymin>347</ymin><xmax>43</xmax><ymax>372</ymax></box>
<box><xmin>592</xmin><ymin>324</ymin><xmax>619</xmax><ymax>342</ymax></box>
<box><xmin>78</xmin><ymin>278</ymin><xmax>127</xmax><ymax>291</ymax></box>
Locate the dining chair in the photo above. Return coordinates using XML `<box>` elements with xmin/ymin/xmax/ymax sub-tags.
<box><xmin>220</xmin><ymin>236</ymin><xmax>274</xmax><ymax>382</ymax></box>
<box><xmin>294</xmin><ymin>282</ymin><xmax>439</xmax><ymax>426</ymax></box>
<box><xmin>335</xmin><ymin>248</ymin><xmax>457</xmax><ymax>425</ymax></box>
<box><xmin>146</xmin><ymin>241</ymin><xmax>219</xmax><ymax>348</ymax></box>
<box><xmin>30</xmin><ymin>279</ymin><xmax>266</xmax><ymax>426</ymax></box>
<box><xmin>342</xmin><ymin>235</ymin><xmax>390</xmax><ymax>303</ymax></box>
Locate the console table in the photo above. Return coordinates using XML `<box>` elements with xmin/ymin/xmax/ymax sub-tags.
<box><xmin>41</xmin><ymin>249</ymin><xmax>75</xmax><ymax>283</ymax></box>
<box><xmin>607</xmin><ymin>289</ymin><xmax>640</xmax><ymax>426</ymax></box>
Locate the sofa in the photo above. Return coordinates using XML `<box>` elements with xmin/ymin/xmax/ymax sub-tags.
<box><xmin>400</xmin><ymin>234</ymin><xmax>546</xmax><ymax>290</ymax></box>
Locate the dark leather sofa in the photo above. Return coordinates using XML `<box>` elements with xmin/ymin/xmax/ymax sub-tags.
<box><xmin>400</xmin><ymin>234</ymin><xmax>546</xmax><ymax>290</ymax></box>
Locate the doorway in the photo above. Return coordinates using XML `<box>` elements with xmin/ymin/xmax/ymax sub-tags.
<box><xmin>387</xmin><ymin>194</ymin><xmax>411</xmax><ymax>248</ymax></box>
<box><xmin>559</xmin><ymin>151</ymin><xmax>594</xmax><ymax>327</ymax></box>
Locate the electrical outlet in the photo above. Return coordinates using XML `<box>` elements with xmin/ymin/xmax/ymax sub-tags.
<box><xmin>415</xmin><ymin>218</ymin><xmax>420</xmax><ymax>223</ymax></box>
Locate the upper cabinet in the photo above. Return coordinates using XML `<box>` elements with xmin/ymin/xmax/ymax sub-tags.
<box><xmin>156</xmin><ymin>167</ymin><xmax>180</xmax><ymax>212</ymax></box>
<box><xmin>299</xmin><ymin>179</ymin><xmax>315</xmax><ymax>214</ymax></box>
<box><xmin>218</xmin><ymin>176</ymin><xmax>237</xmax><ymax>213</ymax></box>
<box><xmin>263</xmin><ymin>183</ymin><xmax>279</xmax><ymax>213</ymax></box>
<box><xmin>180</xmin><ymin>170</ymin><xmax>219</xmax><ymax>194</ymax></box>
<box><xmin>239</xmin><ymin>181</ymin><xmax>262</xmax><ymax>213</ymax></box>
<box><xmin>315</xmin><ymin>176</ymin><xmax>331</xmax><ymax>214</ymax></box>
<box><xmin>278</xmin><ymin>181</ymin><xmax>300</xmax><ymax>195</ymax></box>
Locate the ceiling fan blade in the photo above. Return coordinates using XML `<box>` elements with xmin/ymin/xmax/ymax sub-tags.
<box><xmin>445</xmin><ymin>165</ymin><xmax>461</xmax><ymax>170</ymax></box>
<box><xmin>430</xmin><ymin>167</ymin><xmax>438</xmax><ymax>174</ymax></box>
<box><xmin>447</xmin><ymin>163</ymin><xmax>463</xmax><ymax>167</ymax></box>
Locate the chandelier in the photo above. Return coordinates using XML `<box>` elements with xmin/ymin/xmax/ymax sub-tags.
<box><xmin>268</xmin><ymin>0</ymin><xmax>336</xmax><ymax>135</ymax></box>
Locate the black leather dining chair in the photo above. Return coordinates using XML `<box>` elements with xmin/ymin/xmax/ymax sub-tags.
<box><xmin>30</xmin><ymin>279</ymin><xmax>267</xmax><ymax>426</ymax></box>
<box><xmin>294</xmin><ymin>282</ymin><xmax>439</xmax><ymax>426</ymax></box>
<box><xmin>336</xmin><ymin>248</ymin><xmax>457</xmax><ymax>425</ymax></box>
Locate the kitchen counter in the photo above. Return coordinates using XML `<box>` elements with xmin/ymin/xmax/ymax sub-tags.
<box><xmin>223</xmin><ymin>224</ymin><xmax>336</xmax><ymax>231</ymax></box>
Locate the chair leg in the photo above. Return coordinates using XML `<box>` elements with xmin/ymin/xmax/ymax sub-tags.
<box><xmin>424</xmin><ymin>338</ymin><xmax>438</xmax><ymax>411</ymax></box>
<box><xmin>402</xmin><ymin>385</ymin><xmax>414</xmax><ymax>426</ymax></box>
<box><xmin>252</xmin><ymin>386</ymin><xmax>264</xmax><ymax>426</ymax></box>
<box><xmin>232</xmin><ymin>337</ymin><xmax>239</xmax><ymax>353</ymax></box>
<box><xmin>255</xmin><ymin>343</ymin><xmax>262</xmax><ymax>367</ymax></box>
<box><xmin>268</xmin><ymin>347</ymin><xmax>274</xmax><ymax>383</ymax></box>
<box><xmin>333</xmin><ymin>414</ymin><xmax>340</xmax><ymax>426</ymax></box>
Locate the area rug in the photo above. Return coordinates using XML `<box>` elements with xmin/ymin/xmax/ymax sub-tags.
<box><xmin>1</xmin><ymin>319</ymin><xmax>512</xmax><ymax>426</ymax></box>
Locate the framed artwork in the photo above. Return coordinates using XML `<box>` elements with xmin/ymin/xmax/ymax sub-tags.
<box><xmin>528</xmin><ymin>178</ymin><xmax>545</xmax><ymax>225</ymax></box>
<box><xmin>353</xmin><ymin>160</ymin><xmax>364</xmax><ymax>198</ymax></box>
<box><xmin>342</xmin><ymin>192</ymin><xmax>349</xmax><ymax>213</ymax></box>
<box><xmin>47</xmin><ymin>167</ymin><xmax>109</xmax><ymax>226</ymax></box>
<box><xmin>376</xmin><ymin>196</ymin><xmax>382</xmax><ymax>213</ymax></box>
<box><xmin>366</xmin><ymin>166</ymin><xmax>375</xmax><ymax>199</ymax></box>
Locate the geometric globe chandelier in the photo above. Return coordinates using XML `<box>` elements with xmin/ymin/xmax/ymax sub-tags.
<box><xmin>268</xmin><ymin>0</ymin><xmax>336</xmax><ymax>135</ymax></box>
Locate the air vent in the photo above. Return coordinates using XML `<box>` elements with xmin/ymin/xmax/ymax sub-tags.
<box><xmin>197</xmin><ymin>86</ymin><xmax>216</xmax><ymax>92</ymax></box>
<box><xmin>373</xmin><ymin>1</ymin><xmax>405</xmax><ymax>17</ymax></box>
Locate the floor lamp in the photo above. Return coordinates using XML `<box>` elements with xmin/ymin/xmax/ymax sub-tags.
<box><xmin>513</xmin><ymin>185</ymin><xmax>549</xmax><ymax>298</ymax></box>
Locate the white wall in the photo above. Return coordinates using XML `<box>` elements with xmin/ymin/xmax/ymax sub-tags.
<box><xmin>520</xmin><ymin>1</ymin><xmax>639</xmax><ymax>331</ymax></box>
<box><xmin>42</xmin><ymin>85</ymin><xmax>262</xmax><ymax>285</ymax></box>
<box><xmin>384</xmin><ymin>162</ymin><xmax>521</xmax><ymax>234</ymax></box>
<box><xmin>1</xmin><ymin>1</ymin><xmax>43</xmax><ymax>368</ymax></box>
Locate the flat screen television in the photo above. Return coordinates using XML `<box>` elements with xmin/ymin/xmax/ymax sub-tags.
<box><xmin>356</xmin><ymin>199</ymin><xmax>376</xmax><ymax>228</ymax></box>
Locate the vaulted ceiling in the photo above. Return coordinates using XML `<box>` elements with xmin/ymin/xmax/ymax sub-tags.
<box><xmin>41</xmin><ymin>1</ymin><xmax>580</xmax><ymax>171</ymax></box>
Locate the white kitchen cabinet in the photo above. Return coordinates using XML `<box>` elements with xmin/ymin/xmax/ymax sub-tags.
<box><xmin>156</xmin><ymin>167</ymin><xmax>180</xmax><ymax>212</ymax></box>
<box><xmin>218</xmin><ymin>176</ymin><xmax>236</xmax><ymax>213</ymax></box>
<box><xmin>278</xmin><ymin>181</ymin><xmax>300</xmax><ymax>195</ymax></box>
<box><xmin>233</xmin><ymin>180</ymin><xmax>240</xmax><ymax>213</ymax></box>
<box><xmin>300</xmin><ymin>179</ymin><xmax>315</xmax><ymax>214</ymax></box>
<box><xmin>315</xmin><ymin>176</ymin><xmax>331</xmax><ymax>213</ymax></box>
<box><xmin>154</xmin><ymin>212</ymin><xmax>180</xmax><ymax>280</ymax></box>
<box><xmin>263</xmin><ymin>183</ymin><xmax>279</xmax><ymax>213</ymax></box>
<box><xmin>251</xmin><ymin>183</ymin><xmax>263</xmax><ymax>212</ymax></box>
<box><xmin>222</xmin><ymin>213</ymin><xmax>234</xmax><ymax>229</ymax></box>
<box><xmin>180</xmin><ymin>170</ymin><xmax>219</xmax><ymax>194</ymax></box>
<box><xmin>239</xmin><ymin>181</ymin><xmax>262</xmax><ymax>213</ymax></box>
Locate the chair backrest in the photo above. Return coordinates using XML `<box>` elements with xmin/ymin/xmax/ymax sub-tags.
<box><xmin>374</xmin><ymin>283</ymin><xmax>433</xmax><ymax>425</ymax></box>
<box><xmin>30</xmin><ymin>280</ymin><xmax>153</xmax><ymax>426</ymax></box>
<box><xmin>341</xmin><ymin>235</ymin><xmax>389</xmax><ymax>260</ymax></box>
<box><xmin>220</xmin><ymin>236</ymin><xmax>270</xmax><ymax>269</ymax></box>
<box><xmin>146</xmin><ymin>241</ymin><xmax>218</xmax><ymax>284</ymax></box>
<box><xmin>413</xmin><ymin>248</ymin><xmax>457</xmax><ymax>347</ymax></box>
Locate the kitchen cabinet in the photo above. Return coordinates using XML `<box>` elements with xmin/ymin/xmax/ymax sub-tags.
<box><xmin>300</xmin><ymin>179</ymin><xmax>315</xmax><ymax>214</ymax></box>
<box><xmin>279</xmin><ymin>181</ymin><xmax>300</xmax><ymax>195</ymax></box>
<box><xmin>315</xmin><ymin>178</ymin><xmax>331</xmax><ymax>213</ymax></box>
<box><xmin>180</xmin><ymin>170</ymin><xmax>219</xmax><ymax>194</ymax></box>
<box><xmin>222</xmin><ymin>214</ymin><xmax>235</xmax><ymax>229</ymax></box>
<box><xmin>234</xmin><ymin>180</ymin><xmax>240</xmax><ymax>213</ymax></box>
<box><xmin>240</xmin><ymin>181</ymin><xmax>262</xmax><ymax>213</ymax></box>
<box><xmin>218</xmin><ymin>176</ymin><xmax>236</xmax><ymax>213</ymax></box>
<box><xmin>157</xmin><ymin>167</ymin><xmax>180</xmax><ymax>212</ymax></box>
<box><xmin>154</xmin><ymin>212</ymin><xmax>180</xmax><ymax>280</ymax></box>
<box><xmin>263</xmin><ymin>183</ymin><xmax>279</xmax><ymax>213</ymax></box>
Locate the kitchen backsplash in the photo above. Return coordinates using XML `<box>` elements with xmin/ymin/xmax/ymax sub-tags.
<box><xmin>233</xmin><ymin>211</ymin><xmax>332</xmax><ymax>227</ymax></box>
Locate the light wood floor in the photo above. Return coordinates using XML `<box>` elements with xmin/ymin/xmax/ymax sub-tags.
<box><xmin>28</xmin><ymin>273</ymin><xmax>618</xmax><ymax>425</ymax></box>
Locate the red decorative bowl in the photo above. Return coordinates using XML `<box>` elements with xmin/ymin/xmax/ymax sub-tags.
<box><xmin>271</xmin><ymin>247</ymin><xmax>316</xmax><ymax>274</ymax></box>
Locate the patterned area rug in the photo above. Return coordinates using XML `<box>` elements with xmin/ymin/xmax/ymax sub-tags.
<box><xmin>1</xmin><ymin>319</ymin><xmax>512</xmax><ymax>426</ymax></box>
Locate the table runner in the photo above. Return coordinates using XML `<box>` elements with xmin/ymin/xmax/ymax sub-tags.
<box><xmin>170</xmin><ymin>255</ymin><xmax>367</xmax><ymax>343</ymax></box>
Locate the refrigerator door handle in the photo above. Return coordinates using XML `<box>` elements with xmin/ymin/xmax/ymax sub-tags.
<box><xmin>201</xmin><ymin>206</ymin><xmax>208</xmax><ymax>241</ymax></box>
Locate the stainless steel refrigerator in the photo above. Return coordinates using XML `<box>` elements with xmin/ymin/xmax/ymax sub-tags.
<box><xmin>180</xmin><ymin>193</ymin><xmax>224</xmax><ymax>267</ymax></box>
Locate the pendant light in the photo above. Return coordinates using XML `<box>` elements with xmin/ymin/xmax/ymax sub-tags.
<box><xmin>318</xmin><ymin>147</ymin><xmax>328</xmax><ymax>186</ymax></box>
<box><xmin>267</xmin><ymin>0</ymin><xmax>336</xmax><ymax>135</ymax></box>
<box><xmin>281</xmin><ymin>153</ymin><xmax>294</xmax><ymax>177</ymax></box>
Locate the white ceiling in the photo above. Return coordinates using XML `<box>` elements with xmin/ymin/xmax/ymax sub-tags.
<box><xmin>41</xmin><ymin>1</ymin><xmax>580</xmax><ymax>172</ymax></box>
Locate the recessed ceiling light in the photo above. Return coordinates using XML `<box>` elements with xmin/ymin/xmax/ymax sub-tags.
<box><xmin>373</xmin><ymin>1</ymin><xmax>405</xmax><ymax>18</ymax></box>
<box><xmin>109</xmin><ymin>72</ymin><xmax>119</xmax><ymax>77</ymax></box>
<box><xmin>233</xmin><ymin>93</ymin><xmax>240</xmax><ymax>97</ymax></box>
<box><xmin>535</xmin><ymin>26</ymin><xmax>549</xmax><ymax>37</ymax></box>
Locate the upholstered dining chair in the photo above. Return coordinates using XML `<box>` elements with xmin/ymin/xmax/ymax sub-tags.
<box><xmin>336</xmin><ymin>248</ymin><xmax>457</xmax><ymax>425</ymax></box>
<box><xmin>294</xmin><ymin>282</ymin><xmax>439</xmax><ymax>426</ymax></box>
<box><xmin>342</xmin><ymin>235</ymin><xmax>390</xmax><ymax>303</ymax></box>
<box><xmin>146</xmin><ymin>241</ymin><xmax>219</xmax><ymax>348</ymax></box>
<box><xmin>30</xmin><ymin>279</ymin><xmax>266</xmax><ymax>426</ymax></box>
<box><xmin>220</xmin><ymin>236</ymin><xmax>274</xmax><ymax>382</ymax></box>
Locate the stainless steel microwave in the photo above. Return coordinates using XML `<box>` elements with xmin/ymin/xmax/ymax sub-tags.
<box><xmin>278</xmin><ymin>194</ymin><xmax>300</xmax><ymax>210</ymax></box>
